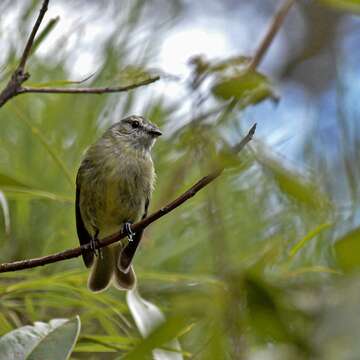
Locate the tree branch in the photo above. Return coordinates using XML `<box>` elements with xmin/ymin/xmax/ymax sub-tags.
<box><xmin>19</xmin><ymin>76</ymin><xmax>160</xmax><ymax>94</ymax></box>
<box><xmin>0</xmin><ymin>0</ymin><xmax>49</xmax><ymax>107</ymax></box>
<box><xmin>0</xmin><ymin>124</ymin><xmax>256</xmax><ymax>273</ymax></box>
<box><xmin>18</xmin><ymin>0</ymin><xmax>49</xmax><ymax>72</ymax></box>
<box><xmin>248</xmin><ymin>0</ymin><xmax>296</xmax><ymax>71</ymax></box>
<box><xmin>0</xmin><ymin>0</ymin><xmax>159</xmax><ymax>108</ymax></box>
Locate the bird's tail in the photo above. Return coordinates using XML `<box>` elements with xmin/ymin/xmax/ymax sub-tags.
<box><xmin>112</xmin><ymin>243</ymin><xmax>136</xmax><ymax>290</ymax></box>
<box><xmin>88</xmin><ymin>244</ymin><xmax>136</xmax><ymax>292</ymax></box>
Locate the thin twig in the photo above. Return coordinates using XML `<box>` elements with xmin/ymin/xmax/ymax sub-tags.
<box><xmin>20</xmin><ymin>76</ymin><xmax>160</xmax><ymax>94</ymax></box>
<box><xmin>0</xmin><ymin>124</ymin><xmax>256</xmax><ymax>273</ymax></box>
<box><xmin>0</xmin><ymin>0</ymin><xmax>50</xmax><ymax>107</ymax></box>
<box><xmin>18</xmin><ymin>0</ymin><xmax>49</xmax><ymax>72</ymax></box>
<box><xmin>232</xmin><ymin>123</ymin><xmax>257</xmax><ymax>153</ymax></box>
<box><xmin>0</xmin><ymin>0</ymin><xmax>159</xmax><ymax>108</ymax></box>
<box><xmin>248</xmin><ymin>0</ymin><xmax>296</xmax><ymax>71</ymax></box>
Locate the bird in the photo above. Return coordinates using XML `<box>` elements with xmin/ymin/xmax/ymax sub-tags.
<box><xmin>75</xmin><ymin>115</ymin><xmax>161</xmax><ymax>292</ymax></box>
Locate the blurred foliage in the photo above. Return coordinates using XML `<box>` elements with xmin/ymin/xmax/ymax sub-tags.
<box><xmin>318</xmin><ymin>0</ymin><xmax>360</xmax><ymax>13</ymax></box>
<box><xmin>1</xmin><ymin>0</ymin><xmax>360</xmax><ymax>359</ymax></box>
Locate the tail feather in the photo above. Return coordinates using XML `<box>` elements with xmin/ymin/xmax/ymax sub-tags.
<box><xmin>88</xmin><ymin>246</ymin><xmax>114</xmax><ymax>292</ymax></box>
<box><xmin>112</xmin><ymin>243</ymin><xmax>136</xmax><ymax>290</ymax></box>
<box><xmin>87</xmin><ymin>244</ymin><xmax>136</xmax><ymax>292</ymax></box>
<box><xmin>113</xmin><ymin>264</ymin><xmax>136</xmax><ymax>290</ymax></box>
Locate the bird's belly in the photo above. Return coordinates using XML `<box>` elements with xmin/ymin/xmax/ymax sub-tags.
<box><xmin>95</xmin><ymin>175</ymin><xmax>149</xmax><ymax>237</ymax></box>
<box><xmin>104</xmin><ymin>182</ymin><xmax>144</xmax><ymax>222</ymax></box>
<box><xmin>80</xmin><ymin>154</ymin><xmax>154</xmax><ymax>239</ymax></box>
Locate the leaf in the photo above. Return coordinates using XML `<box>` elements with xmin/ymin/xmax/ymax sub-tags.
<box><xmin>126</xmin><ymin>289</ymin><xmax>183</xmax><ymax>360</ymax></box>
<box><xmin>11</xmin><ymin>104</ymin><xmax>74</xmax><ymax>187</ymax></box>
<box><xmin>115</xmin><ymin>66</ymin><xmax>159</xmax><ymax>85</ymax></box>
<box><xmin>0</xmin><ymin>174</ymin><xmax>70</xmax><ymax>203</ymax></box>
<box><xmin>0</xmin><ymin>173</ymin><xmax>29</xmax><ymax>188</ymax></box>
<box><xmin>1</xmin><ymin>188</ymin><xmax>73</xmax><ymax>203</ymax></box>
<box><xmin>0</xmin><ymin>317</ymin><xmax>81</xmax><ymax>360</ymax></box>
<box><xmin>318</xmin><ymin>0</ymin><xmax>360</xmax><ymax>13</ymax></box>
<box><xmin>256</xmin><ymin>151</ymin><xmax>330</xmax><ymax>209</ymax></box>
<box><xmin>31</xmin><ymin>17</ymin><xmax>60</xmax><ymax>56</ymax></box>
<box><xmin>207</xmin><ymin>56</ymin><xmax>252</xmax><ymax>73</ymax></box>
<box><xmin>74</xmin><ymin>343</ymin><xmax>118</xmax><ymax>352</ymax></box>
<box><xmin>212</xmin><ymin>70</ymin><xmax>275</xmax><ymax>105</ymax></box>
<box><xmin>26</xmin><ymin>72</ymin><xmax>96</xmax><ymax>88</ymax></box>
<box><xmin>139</xmin><ymin>270</ymin><xmax>222</xmax><ymax>287</ymax></box>
<box><xmin>283</xmin><ymin>266</ymin><xmax>341</xmax><ymax>278</ymax></box>
<box><xmin>245</xmin><ymin>275</ymin><xmax>290</xmax><ymax>342</ymax></box>
<box><xmin>75</xmin><ymin>335</ymin><xmax>133</xmax><ymax>352</ymax></box>
<box><xmin>335</xmin><ymin>227</ymin><xmax>360</xmax><ymax>272</ymax></box>
<box><xmin>289</xmin><ymin>223</ymin><xmax>333</xmax><ymax>258</ymax></box>
<box><xmin>123</xmin><ymin>316</ymin><xmax>187</xmax><ymax>360</ymax></box>
<box><xmin>0</xmin><ymin>191</ymin><xmax>11</xmax><ymax>236</ymax></box>
<box><xmin>189</xmin><ymin>54</ymin><xmax>251</xmax><ymax>76</ymax></box>
<box><xmin>0</xmin><ymin>313</ymin><xmax>13</xmax><ymax>336</ymax></box>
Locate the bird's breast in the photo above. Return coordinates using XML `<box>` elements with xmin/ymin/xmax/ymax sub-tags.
<box><xmin>95</xmin><ymin>153</ymin><xmax>154</xmax><ymax>233</ymax></box>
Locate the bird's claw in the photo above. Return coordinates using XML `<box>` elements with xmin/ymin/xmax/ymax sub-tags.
<box><xmin>123</xmin><ymin>222</ymin><xmax>135</xmax><ymax>242</ymax></box>
<box><xmin>90</xmin><ymin>231</ymin><xmax>102</xmax><ymax>258</ymax></box>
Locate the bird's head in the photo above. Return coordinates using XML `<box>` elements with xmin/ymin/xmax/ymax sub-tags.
<box><xmin>107</xmin><ymin>115</ymin><xmax>162</xmax><ymax>151</ymax></box>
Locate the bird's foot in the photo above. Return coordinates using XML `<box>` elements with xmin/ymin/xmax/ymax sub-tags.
<box><xmin>90</xmin><ymin>229</ymin><xmax>102</xmax><ymax>258</ymax></box>
<box><xmin>123</xmin><ymin>222</ymin><xmax>135</xmax><ymax>242</ymax></box>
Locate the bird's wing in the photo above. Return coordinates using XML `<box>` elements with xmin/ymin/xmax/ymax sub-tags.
<box><xmin>75</xmin><ymin>173</ymin><xmax>94</xmax><ymax>268</ymax></box>
<box><xmin>118</xmin><ymin>197</ymin><xmax>149</xmax><ymax>272</ymax></box>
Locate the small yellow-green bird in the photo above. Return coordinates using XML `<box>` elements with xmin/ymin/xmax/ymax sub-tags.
<box><xmin>75</xmin><ymin>115</ymin><xmax>161</xmax><ymax>292</ymax></box>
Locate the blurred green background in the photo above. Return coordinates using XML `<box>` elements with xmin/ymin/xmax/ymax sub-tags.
<box><xmin>1</xmin><ymin>0</ymin><xmax>360</xmax><ymax>359</ymax></box>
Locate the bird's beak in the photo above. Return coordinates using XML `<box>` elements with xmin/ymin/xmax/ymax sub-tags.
<box><xmin>147</xmin><ymin>125</ymin><xmax>162</xmax><ymax>137</ymax></box>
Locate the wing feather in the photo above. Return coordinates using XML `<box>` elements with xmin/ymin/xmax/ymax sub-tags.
<box><xmin>75</xmin><ymin>176</ymin><xmax>94</xmax><ymax>268</ymax></box>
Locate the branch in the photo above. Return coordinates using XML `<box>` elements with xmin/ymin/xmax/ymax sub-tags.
<box><xmin>0</xmin><ymin>0</ymin><xmax>159</xmax><ymax>108</ymax></box>
<box><xmin>0</xmin><ymin>124</ymin><xmax>256</xmax><ymax>273</ymax></box>
<box><xmin>20</xmin><ymin>76</ymin><xmax>160</xmax><ymax>94</ymax></box>
<box><xmin>248</xmin><ymin>0</ymin><xmax>296</xmax><ymax>71</ymax></box>
<box><xmin>0</xmin><ymin>0</ymin><xmax>49</xmax><ymax>107</ymax></box>
<box><xmin>18</xmin><ymin>0</ymin><xmax>49</xmax><ymax>72</ymax></box>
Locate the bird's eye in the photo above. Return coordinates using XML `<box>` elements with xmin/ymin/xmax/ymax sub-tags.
<box><xmin>131</xmin><ymin>120</ymin><xmax>140</xmax><ymax>128</ymax></box>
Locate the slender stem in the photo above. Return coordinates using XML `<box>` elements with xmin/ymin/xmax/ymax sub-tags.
<box><xmin>0</xmin><ymin>0</ymin><xmax>159</xmax><ymax>108</ymax></box>
<box><xmin>248</xmin><ymin>0</ymin><xmax>296</xmax><ymax>71</ymax></box>
<box><xmin>20</xmin><ymin>76</ymin><xmax>160</xmax><ymax>94</ymax></box>
<box><xmin>18</xmin><ymin>0</ymin><xmax>49</xmax><ymax>72</ymax></box>
<box><xmin>0</xmin><ymin>125</ymin><xmax>256</xmax><ymax>273</ymax></box>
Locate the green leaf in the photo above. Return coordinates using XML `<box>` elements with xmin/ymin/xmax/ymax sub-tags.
<box><xmin>244</xmin><ymin>276</ymin><xmax>290</xmax><ymax>342</ymax></box>
<box><xmin>289</xmin><ymin>223</ymin><xmax>333</xmax><ymax>258</ymax></box>
<box><xmin>0</xmin><ymin>317</ymin><xmax>81</xmax><ymax>360</ymax></box>
<box><xmin>256</xmin><ymin>152</ymin><xmax>330</xmax><ymax>209</ymax></box>
<box><xmin>27</xmin><ymin>317</ymin><xmax>80</xmax><ymax>360</ymax></box>
<box><xmin>123</xmin><ymin>316</ymin><xmax>187</xmax><ymax>360</ymax></box>
<box><xmin>31</xmin><ymin>17</ymin><xmax>60</xmax><ymax>56</ymax></box>
<box><xmin>74</xmin><ymin>343</ymin><xmax>118</xmax><ymax>352</ymax></box>
<box><xmin>318</xmin><ymin>0</ymin><xmax>360</xmax><ymax>13</ymax></box>
<box><xmin>11</xmin><ymin>104</ymin><xmax>74</xmax><ymax>187</ymax></box>
<box><xmin>1</xmin><ymin>188</ymin><xmax>73</xmax><ymax>203</ymax></box>
<box><xmin>0</xmin><ymin>173</ymin><xmax>29</xmax><ymax>188</ymax></box>
<box><xmin>26</xmin><ymin>72</ymin><xmax>96</xmax><ymax>88</ymax></box>
<box><xmin>0</xmin><ymin>191</ymin><xmax>10</xmax><ymax>236</ymax></box>
<box><xmin>0</xmin><ymin>313</ymin><xmax>13</xmax><ymax>336</ymax></box>
<box><xmin>74</xmin><ymin>335</ymin><xmax>134</xmax><ymax>353</ymax></box>
<box><xmin>126</xmin><ymin>290</ymin><xmax>184</xmax><ymax>360</ymax></box>
<box><xmin>212</xmin><ymin>70</ymin><xmax>274</xmax><ymax>104</ymax></box>
<box><xmin>283</xmin><ymin>266</ymin><xmax>341</xmax><ymax>278</ymax></box>
<box><xmin>335</xmin><ymin>228</ymin><xmax>360</xmax><ymax>272</ymax></box>
<box><xmin>207</xmin><ymin>55</ymin><xmax>251</xmax><ymax>73</ymax></box>
<box><xmin>0</xmin><ymin>174</ymin><xmax>70</xmax><ymax>203</ymax></box>
<box><xmin>115</xmin><ymin>66</ymin><xmax>159</xmax><ymax>85</ymax></box>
